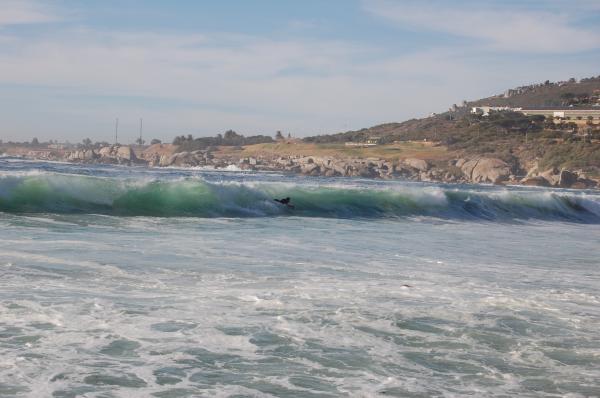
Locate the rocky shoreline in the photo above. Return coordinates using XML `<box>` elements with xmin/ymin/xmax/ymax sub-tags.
<box><xmin>4</xmin><ymin>144</ymin><xmax>598</xmax><ymax>190</ymax></box>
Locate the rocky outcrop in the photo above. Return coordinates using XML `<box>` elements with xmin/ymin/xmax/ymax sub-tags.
<box><xmin>472</xmin><ymin>158</ymin><xmax>511</xmax><ymax>184</ymax></box>
<box><xmin>14</xmin><ymin>144</ymin><xmax>600</xmax><ymax>190</ymax></box>
<box><xmin>558</xmin><ymin>169</ymin><xmax>578</xmax><ymax>188</ymax></box>
<box><xmin>521</xmin><ymin>176</ymin><xmax>551</xmax><ymax>187</ymax></box>
<box><xmin>519</xmin><ymin>167</ymin><xmax>597</xmax><ymax>189</ymax></box>
<box><xmin>157</xmin><ymin>149</ymin><xmax>214</xmax><ymax>168</ymax></box>
<box><xmin>403</xmin><ymin>158</ymin><xmax>429</xmax><ymax>172</ymax></box>
<box><xmin>66</xmin><ymin>149</ymin><xmax>98</xmax><ymax>162</ymax></box>
<box><xmin>539</xmin><ymin>168</ymin><xmax>560</xmax><ymax>186</ymax></box>
<box><xmin>92</xmin><ymin>145</ymin><xmax>142</xmax><ymax>165</ymax></box>
<box><xmin>460</xmin><ymin>157</ymin><xmax>511</xmax><ymax>184</ymax></box>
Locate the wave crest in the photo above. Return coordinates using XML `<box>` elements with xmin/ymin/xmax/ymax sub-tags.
<box><xmin>0</xmin><ymin>173</ymin><xmax>598</xmax><ymax>222</ymax></box>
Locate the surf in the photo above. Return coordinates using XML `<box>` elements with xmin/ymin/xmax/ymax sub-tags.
<box><xmin>0</xmin><ymin>172</ymin><xmax>599</xmax><ymax>222</ymax></box>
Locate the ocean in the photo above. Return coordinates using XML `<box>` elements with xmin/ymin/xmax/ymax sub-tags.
<box><xmin>1</xmin><ymin>158</ymin><xmax>599</xmax><ymax>397</ymax></box>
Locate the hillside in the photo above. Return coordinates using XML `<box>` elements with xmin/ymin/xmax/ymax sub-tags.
<box><xmin>301</xmin><ymin>75</ymin><xmax>600</xmax><ymax>176</ymax></box>
<box><xmin>470</xmin><ymin>76</ymin><xmax>600</xmax><ymax>108</ymax></box>
<box><xmin>305</xmin><ymin>75</ymin><xmax>600</xmax><ymax>144</ymax></box>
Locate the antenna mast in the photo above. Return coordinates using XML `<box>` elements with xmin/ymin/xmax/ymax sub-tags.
<box><xmin>115</xmin><ymin>117</ymin><xmax>119</xmax><ymax>145</ymax></box>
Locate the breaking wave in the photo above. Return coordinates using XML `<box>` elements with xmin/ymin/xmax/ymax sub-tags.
<box><xmin>0</xmin><ymin>173</ymin><xmax>599</xmax><ymax>222</ymax></box>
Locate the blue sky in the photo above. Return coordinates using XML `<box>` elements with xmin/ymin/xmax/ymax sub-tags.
<box><xmin>0</xmin><ymin>0</ymin><xmax>599</xmax><ymax>143</ymax></box>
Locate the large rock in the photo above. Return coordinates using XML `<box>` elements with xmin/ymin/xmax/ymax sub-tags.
<box><xmin>461</xmin><ymin>158</ymin><xmax>511</xmax><ymax>184</ymax></box>
<box><xmin>521</xmin><ymin>176</ymin><xmax>551</xmax><ymax>187</ymax></box>
<box><xmin>159</xmin><ymin>154</ymin><xmax>174</xmax><ymax>167</ymax></box>
<box><xmin>571</xmin><ymin>178</ymin><xmax>597</xmax><ymax>189</ymax></box>
<box><xmin>558</xmin><ymin>169</ymin><xmax>578</xmax><ymax>188</ymax></box>
<box><xmin>474</xmin><ymin>158</ymin><xmax>511</xmax><ymax>184</ymax></box>
<box><xmin>116</xmin><ymin>146</ymin><xmax>136</xmax><ymax>161</ymax></box>
<box><xmin>67</xmin><ymin>149</ymin><xmax>97</xmax><ymax>162</ymax></box>
<box><xmin>96</xmin><ymin>145</ymin><xmax>138</xmax><ymax>164</ymax></box>
<box><xmin>332</xmin><ymin>161</ymin><xmax>350</xmax><ymax>176</ymax></box>
<box><xmin>460</xmin><ymin>159</ymin><xmax>479</xmax><ymax>180</ymax></box>
<box><xmin>357</xmin><ymin>165</ymin><xmax>378</xmax><ymax>178</ymax></box>
<box><xmin>301</xmin><ymin>163</ymin><xmax>319</xmax><ymax>175</ymax></box>
<box><xmin>403</xmin><ymin>158</ymin><xmax>429</xmax><ymax>172</ymax></box>
<box><xmin>539</xmin><ymin>168</ymin><xmax>560</xmax><ymax>186</ymax></box>
<box><xmin>98</xmin><ymin>146</ymin><xmax>112</xmax><ymax>157</ymax></box>
<box><xmin>455</xmin><ymin>159</ymin><xmax>467</xmax><ymax>169</ymax></box>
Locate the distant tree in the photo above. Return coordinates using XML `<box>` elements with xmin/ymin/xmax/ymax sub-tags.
<box><xmin>287</xmin><ymin>133</ymin><xmax>291</xmax><ymax>139</ymax></box>
<box><xmin>150</xmin><ymin>138</ymin><xmax>162</xmax><ymax>145</ymax></box>
<box><xmin>82</xmin><ymin>138</ymin><xmax>92</xmax><ymax>148</ymax></box>
<box><xmin>275</xmin><ymin>130</ymin><xmax>284</xmax><ymax>140</ymax></box>
<box><xmin>173</xmin><ymin>135</ymin><xmax>187</xmax><ymax>145</ymax></box>
<box><xmin>544</xmin><ymin>80</ymin><xmax>551</xmax><ymax>85</ymax></box>
<box><xmin>135</xmin><ymin>137</ymin><xmax>145</xmax><ymax>145</ymax></box>
<box><xmin>31</xmin><ymin>137</ymin><xmax>39</xmax><ymax>146</ymax></box>
<box><xmin>224</xmin><ymin>130</ymin><xmax>238</xmax><ymax>140</ymax></box>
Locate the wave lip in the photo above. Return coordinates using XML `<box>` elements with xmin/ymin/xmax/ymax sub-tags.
<box><xmin>0</xmin><ymin>173</ymin><xmax>599</xmax><ymax>222</ymax></box>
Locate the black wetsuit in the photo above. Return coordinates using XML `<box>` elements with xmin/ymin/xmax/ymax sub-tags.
<box><xmin>274</xmin><ymin>197</ymin><xmax>294</xmax><ymax>209</ymax></box>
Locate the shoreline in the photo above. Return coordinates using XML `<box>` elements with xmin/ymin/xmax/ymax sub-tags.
<box><xmin>2</xmin><ymin>145</ymin><xmax>599</xmax><ymax>191</ymax></box>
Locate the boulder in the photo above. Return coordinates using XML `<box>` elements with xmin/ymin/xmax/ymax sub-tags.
<box><xmin>98</xmin><ymin>146</ymin><xmax>112</xmax><ymax>157</ymax></box>
<box><xmin>462</xmin><ymin>158</ymin><xmax>511</xmax><ymax>184</ymax></box>
<box><xmin>67</xmin><ymin>149</ymin><xmax>97</xmax><ymax>162</ymax></box>
<box><xmin>460</xmin><ymin>159</ymin><xmax>479</xmax><ymax>180</ymax></box>
<box><xmin>539</xmin><ymin>168</ymin><xmax>560</xmax><ymax>186</ymax></box>
<box><xmin>520</xmin><ymin>176</ymin><xmax>551</xmax><ymax>187</ymax></box>
<box><xmin>559</xmin><ymin>169</ymin><xmax>578</xmax><ymax>188</ymax></box>
<box><xmin>403</xmin><ymin>158</ymin><xmax>429</xmax><ymax>172</ymax></box>
<box><xmin>323</xmin><ymin>168</ymin><xmax>338</xmax><ymax>177</ymax></box>
<box><xmin>159</xmin><ymin>154</ymin><xmax>175</xmax><ymax>167</ymax></box>
<box><xmin>301</xmin><ymin>163</ymin><xmax>319</xmax><ymax>175</ymax></box>
<box><xmin>357</xmin><ymin>165</ymin><xmax>378</xmax><ymax>178</ymax></box>
<box><xmin>332</xmin><ymin>162</ymin><xmax>350</xmax><ymax>176</ymax></box>
<box><xmin>572</xmin><ymin>178</ymin><xmax>597</xmax><ymax>189</ymax></box>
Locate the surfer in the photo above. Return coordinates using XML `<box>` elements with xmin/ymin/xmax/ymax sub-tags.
<box><xmin>274</xmin><ymin>197</ymin><xmax>295</xmax><ymax>209</ymax></box>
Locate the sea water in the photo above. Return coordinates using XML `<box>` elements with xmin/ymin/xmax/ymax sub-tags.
<box><xmin>0</xmin><ymin>158</ymin><xmax>599</xmax><ymax>397</ymax></box>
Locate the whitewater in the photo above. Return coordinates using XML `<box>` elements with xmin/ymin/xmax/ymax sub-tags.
<box><xmin>1</xmin><ymin>158</ymin><xmax>599</xmax><ymax>397</ymax></box>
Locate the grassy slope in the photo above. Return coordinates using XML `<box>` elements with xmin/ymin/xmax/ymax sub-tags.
<box><xmin>214</xmin><ymin>141</ymin><xmax>452</xmax><ymax>162</ymax></box>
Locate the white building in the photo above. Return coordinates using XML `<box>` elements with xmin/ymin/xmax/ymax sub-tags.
<box><xmin>471</xmin><ymin>106</ymin><xmax>522</xmax><ymax>116</ymax></box>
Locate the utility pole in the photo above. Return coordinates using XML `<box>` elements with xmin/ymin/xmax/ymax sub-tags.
<box><xmin>115</xmin><ymin>117</ymin><xmax>119</xmax><ymax>145</ymax></box>
<box><xmin>139</xmin><ymin>118</ymin><xmax>143</xmax><ymax>145</ymax></box>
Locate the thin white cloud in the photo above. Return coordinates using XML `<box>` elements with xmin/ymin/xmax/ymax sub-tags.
<box><xmin>0</xmin><ymin>1</ymin><xmax>598</xmax><ymax>141</ymax></box>
<box><xmin>363</xmin><ymin>0</ymin><xmax>600</xmax><ymax>53</ymax></box>
<box><xmin>0</xmin><ymin>0</ymin><xmax>61</xmax><ymax>26</ymax></box>
<box><xmin>0</xmin><ymin>27</ymin><xmax>483</xmax><ymax>140</ymax></box>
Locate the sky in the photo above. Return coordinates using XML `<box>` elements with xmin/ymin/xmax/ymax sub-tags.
<box><xmin>0</xmin><ymin>0</ymin><xmax>599</xmax><ymax>143</ymax></box>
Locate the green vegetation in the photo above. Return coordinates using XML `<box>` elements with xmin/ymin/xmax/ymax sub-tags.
<box><xmin>538</xmin><ymin>142</ymin><xmax>600</xmax><ymax>170</ymax></box>
<box><xmin>304</xmin><ymin>111</ymin><xmax>547</xmax><ymax>163</ymax></box>
<box><xmin>174</xmin><ymin>130</ymin><xmax>273</xmax><ymax>152</ymax></box>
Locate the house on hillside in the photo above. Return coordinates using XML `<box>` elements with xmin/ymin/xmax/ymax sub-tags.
<box><xmin>518</xmin><ymin>107</ymin><xmax>600</xmax><ymax>125</ymax></box>
<box><xmin>471</xmin><ymin>106</ymin><xmax>522</xmax><ymax>116</ymax></box>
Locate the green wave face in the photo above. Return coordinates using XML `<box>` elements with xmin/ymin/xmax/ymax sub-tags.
<box><xmin>0</xmin><ymin>173</ymin><xmax>599</xmax><ymax>222</ymax></box>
